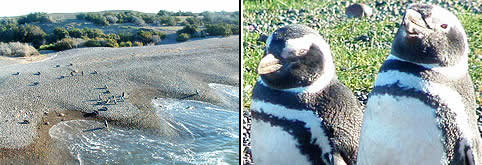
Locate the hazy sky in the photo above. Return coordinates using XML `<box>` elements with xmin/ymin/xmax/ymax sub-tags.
<box><xmin>0</xmin><ymin>0</ymin><xmax>239</xmax><ymax>17</ymax></box>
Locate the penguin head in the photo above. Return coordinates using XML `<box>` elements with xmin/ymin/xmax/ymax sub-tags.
<box><xmin>257</xmin><ymin>24</ymin><xmax>334</xmax><ymax>90</ymax></box>
<box><xmin>391</xmin><ymin>4</ymin><xmax>468</xmax><ymax>66</ymax></box>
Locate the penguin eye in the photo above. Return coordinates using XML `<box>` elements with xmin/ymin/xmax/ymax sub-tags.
<box><xmin>298</xmin><ymin>49</ymin><xmax>308</xmax><ymax>56</ymax></box>
<box><xmin>440</xmin><ymin>24</ymin><xmax>448</xmax><ymax>29</ymax></box>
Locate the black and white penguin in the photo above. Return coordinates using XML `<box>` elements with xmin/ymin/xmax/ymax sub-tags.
<box><xmin>250</xmin><ymin>24</ymin><xmax>363</xmax><ymax>165</ymax></box>
<box><xmin>357</xmin><ymin>4</ymin><xmax>482</xmax><ymax>164</ymax></box>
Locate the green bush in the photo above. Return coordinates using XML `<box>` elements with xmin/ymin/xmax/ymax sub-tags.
<box><xmin>52</xmin><ymin>38</ymin><xmax>85</xmax><ymax>50</ymax></box>
<box><xmin>119</xmin><ymin>41</ymin><xmax>132</xmax><ymax>47</ymax></box>
<box><xmin>133</xmin><ymin>41</ymin><xmax>143</xmax><ymax>46</ymax></box>
<box><xmin>177</xmin><ymin>24</ymin><xmax>199</xmax><ymax>36</ymax></box>
<box><xmin>0</xmin><ymin>18</ymin><xmax>17</xmax><ymax>25</ymax></box>
<box><xmin>53</xmin><ymin>38</ymin><xmax>72</xmax><ymax>50</ymax></box>
<box><xmin>39</xmin><ymin>43</ymin><xmax>55</xmax><ymax>50</ymax></box>
<box><xmin>185</xmin><ymin>17</ymin><xmax>201</xmax><ymax>26</ymax></box>
<box><xmin>162</xmin><ymin>16</ymin><xmax>177</xmax><ymax>26</ymax></box>
<box><xmin>0</xmin><ymin>42</ymin><xmax>40</xmax><ymax>57</ymax></box>
<box><xmin>105</xmin><ymin>15</ymin><xmax>118</xmax><ymax>24</ymax></box>
<box><xmin>77</xmin><ymin>13</ymin><xmax>109</xmax><ymax>26</ymax></box>
<box><xmin>132</xmin><ymin>16</ymin><xmax>145</xmax><ymax>26</ymax></box>
<box><xmin>141</xmin><ymin>15</ymin><xmax>156</xmax><ymax>24</ymax></box>
<box><xmin>157</xmin><ymin>10</ymin><xmax>172</xmax><ymax>17</ymax></box>
<box><xmin>137</xmin><ymin>30</ymin><xmax>166</xmax><ymax>44</ymax></box>
<box><xmin>68</xmin><ymin>28</ymin><xmax>83</xmax><ymax>38</ymax></box>
<box><xmin>105</xmin><ymin>38</ymin><xmax>119</xmax><ymax>47</ymax></box>
<box><xmin>231</xmin><ymin>25</ymin><xmax>240</xmax><ymax>34</ymax></box>
<box><xmin>84</xmin><ymin>39</ymin><xmax>103</xmax><ymax>47</ymax></box>
<box><xmin>176</xmin><ymin>33</ymin><xmax>189</xmax><ymax>42</ymax></box>
<box><xmin>18</xmin><ymin>12</ymin><xmax>53</xmax><ymax>24</ymax></box>
<box><xmin>118</xmin><ymin>32</ymin><xmax>135</xmax><ymax>42</ymax></box>
<box><xmin>53</xmin><ymin>27</ymin><xmax>69</xmax><ymax>41</ymax></box>
<box><xmin>0</xmin><ymin>24</ymin><xmax>47</xmax><ymax>47</ymax></box>
<box><xmin>205</xmin><ymin>24</ymin><xmax>232</xmax><ymax>37</ymax></box>
<box><xmin>21</xmin><ymin>24</ymin><xmax>47</xmax><ymax>47</ymax></box>
<box><xmin>82</xmin><ymin>28</ymin><xmax>104</xmax><ymax>38</ymax></box>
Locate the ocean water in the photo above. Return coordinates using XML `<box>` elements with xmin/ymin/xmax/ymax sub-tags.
<box><xmin>49</xmin><ymin>83</ymin><xmax>239</xmax><ymax>164</ymax></box>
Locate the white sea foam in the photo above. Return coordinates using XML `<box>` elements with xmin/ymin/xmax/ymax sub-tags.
<box><xmin>49</xmin><ymin>83</ymin><xmax>239</xmax><ymax>164</ymax></box>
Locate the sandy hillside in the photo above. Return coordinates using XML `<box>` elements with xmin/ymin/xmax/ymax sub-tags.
<box><xmin>0</xmin><ymin>36</ymin><xmax>239</xmax><ymax>163</ymax></box>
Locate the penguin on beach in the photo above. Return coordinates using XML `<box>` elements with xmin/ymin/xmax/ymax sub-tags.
<box><xmin>357</xmin><ymin>4</ymin><xmax>482</xmax><ymax>164</ymax></box>
<box><xmin>250</xmin><ymin>24</ymin><xmax>363</xmax><ymax>165</ymax></box>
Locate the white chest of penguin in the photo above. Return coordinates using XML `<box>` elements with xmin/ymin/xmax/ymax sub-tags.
<box><xmin>250</xmin><ymin>100</ymin><xmax>334</xmax><ymax>165</ymax></box>
<box><xmin>357</xmin><ymin>71</ymin><xmax>473</xmax><ymax>165</ymax></box>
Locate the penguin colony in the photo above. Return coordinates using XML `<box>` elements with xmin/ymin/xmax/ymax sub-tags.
<box><xmin>250</xmin><ymin>4</ymin><xmax>482</xmax><ymax>165</ymax></box>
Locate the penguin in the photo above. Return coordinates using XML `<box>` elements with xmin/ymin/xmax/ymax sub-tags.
<box><xmin>104</xmin><ymin>120</ymin><xmax>109</xmax><ymax>128</ymax></box>
<box><xmin>357</xmin><ymin>4</ymin><xmax>482</xmax><ymax>165</ymax></box>
<box><xmin>250</xmin><ymin>24</ymin><xmax>363</xmax><ymax>165</ymax></box>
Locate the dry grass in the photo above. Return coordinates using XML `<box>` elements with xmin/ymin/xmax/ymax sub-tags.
<box><xmin>0</xmin><ymin>42</ymin><xmax>40</xmax><ymax>57</ymax></box>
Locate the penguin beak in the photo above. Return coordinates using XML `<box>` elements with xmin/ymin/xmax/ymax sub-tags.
<box><xmin>403</xmin><ymin>9</ymin><xmax>431</xmax><ymax>38</ymax></box>
<box><xmin>257</xmin><ymin>54</ymin><xmax>283</xmax><ymax>75</ymax></box>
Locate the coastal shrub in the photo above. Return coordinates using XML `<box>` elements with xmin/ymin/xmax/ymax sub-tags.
<box><xmin>82</xmin><ymin>28</ymin><xmax>104</xmax><ymax>38</ymax></box>
<box><xmin>231</xmin><ymin>25</ymin><xmax>240</xmax><ymax>34</ymax></box>
<box><xmin>68</xmin><ymin>28</ymin><xmax>83</xmax><ymax>38</ymax></box>
<box><xmin>119</xmin><ymin>41</ymin><xmax>132</xmax><ymax>47</ymax></box>
<box><xmin>84</xmin><ymin>39</ymin><xmax>103</xmax><ymax>47</ymax></box>
<box><xmin>17</xmin><ymin>12</ymin><xmax>53</xmax><ymax>24</ymax></box>
<box><xmin>105</xmin><ymin>38</ymin><xmax>119</xmax><ymax>48</ymax></box>
<box><xmin>176</xmin><ymin>24</ymin><xmax>199</xmax><ymax>36</ymax></box>
<box><xmin>157</xmin><ymin>10</ymin><xmax>172</xmax><ymax>17</ymax></box>
<box><xmin>133</xmin><ymin>41</ymin><xmax>143</xmax><ymax>46</ymax></box>
<box><xmin>53</xmin><ymin>38</ymin><xmax>86</xmax><ymax>50</ymax></box>
<box><xmin>137</xmin><ymin>30</ymin><xmax>166</xmax><ymax>44</ymax></box>
<box><xmin>185</xmin><ymin>17</ymin><xmax>201</xmax><ymax>26</ymax></box>
<box><xmin>162</xmin><ymin>16</ymin><xmax>177</xmax><ymax>26</ymax></box>
<box><xmin>118</xmin><ymin>32</ymin><xmax>135</xmax><ymax>42</ymax></box>
<box><xmin>132</xmin><ymin>16</ymin><xmax>145</xmax><ymax>26</ymax></box>
<box><xmin>176</xmin><ymin>33</ymin><xmax>189</xmax><ymax>42</ymax></box>
<box><xmin>0</xmin><ymin>24</ymin><xmax>46</xmax><ymax>47</ymax></box>
<box><xmin>0</xmin><ymin>18</ymin><xmax>17</xmax><ymax>25</ymax></box>
<box><xmin>78</xmin><ymin>13</ymin><xmax>109</xmax><ymax>26</ymax></box>
<box><xmin>39</xmin><ymin>43</ymin><xmax>55</xmax><ymax>50</ymax></box>
<box><xmin>20</xmin><ymin>24</ymin><xmax>47</xmax><ymax>47</ymax></box>
<box><xmin>105</xmin><ymin>33</ymin><xmax>120</xmax><ymax>41</ymax></box>
<box><xmin>76</xmin><ymin>13</ymin><xmax>87</xmax><ymax>20</ymax></box>
<box><xmin>200</xmin><ymin>11</ymin><xmax>238</xmax><ymax>25</ymax></box>
<box><xmin>151</xmin><ymin>35</ymin><xmax>162</xmax><ymax>44</ymax></box>
<box><xmin>53</xmin><ymin>27</ymin><xmax>69</xmax><ymax>41</ymax></box>
<box><xmin>141</xmin><ymin>15</ymin><xmax>156</xmax><ymax>24</ymax></box>
<box><xmin>205</xmin><ymin>24</ymin><xmax>232</xmax><ymax>36</ymax></box>
<box><xmin>105</xmin><ymin>15</ymin><xmax>118</xmax><ymax>24</ymax></box>
<box><xmin>0</xmin><ymin>42</ymin><xmax>40</xmax><ymax>57</ymax></box>
<box><xmin>0</xmin><ymin>23</ymin><xmax>18</xmax><ymax>42</ymax></box>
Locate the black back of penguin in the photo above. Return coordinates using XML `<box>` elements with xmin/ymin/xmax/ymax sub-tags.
<box><xmin>250</xmin><ymin>24</ymin><xmax>363</xmax><ymax>165</ymax></box>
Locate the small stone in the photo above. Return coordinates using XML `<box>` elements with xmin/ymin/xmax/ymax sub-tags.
<box><xmin>44</xmin><ymin>112</ymin><xmax>48</xmax><ymax>115</ymax></box>
<box><xmin>58</xmin><ymin>113</ymin><xmax>65</xmax><ymax>117</ymax></box>
<box><xmin>346</xmin><ymin>3</ymin><xmax>373</xmax><ymax>18</ymax></box>
<box><xmin>44</xmin><ymin>122</ymin><xmax>49</xmax><ymax>125</ymax></box>
<box><xmin>355</xmin><ymin>34</ymin><xmax>370</xmax><ymax>42</ymax></box>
